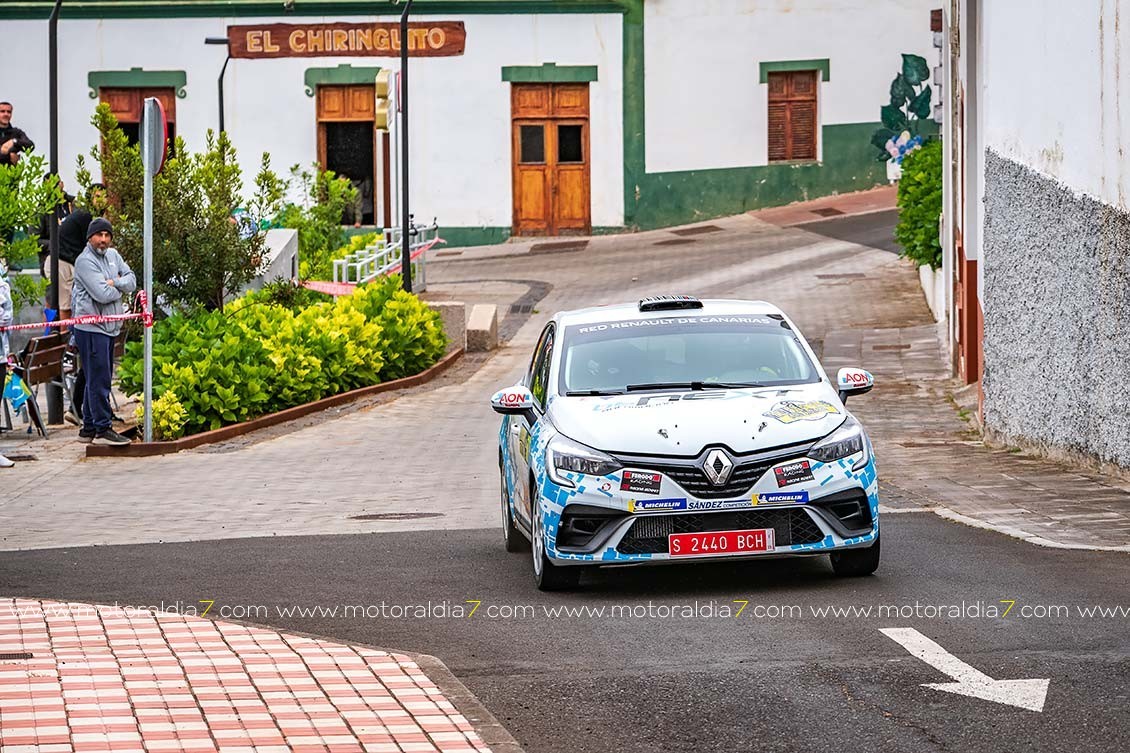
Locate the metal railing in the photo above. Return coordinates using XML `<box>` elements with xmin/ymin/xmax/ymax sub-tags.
<box><xmin>333</xmin><ymin>218</ymin><xmax>439</xmax><ymax>291</ymax></box>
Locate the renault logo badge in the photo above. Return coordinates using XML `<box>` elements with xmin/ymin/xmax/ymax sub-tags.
<box><xmin>702</xmin><ymin>448</ymin><xmax>734</xmax><ymax>486</ymax></box>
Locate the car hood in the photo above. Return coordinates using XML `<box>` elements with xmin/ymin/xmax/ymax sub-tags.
<box><xmin>547</xmin><ymin>384</ymin><xmax>847</xmax><ymax>456</ymax></box>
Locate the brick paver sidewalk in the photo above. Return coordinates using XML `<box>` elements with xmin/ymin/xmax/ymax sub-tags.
<box><xmin>0</xmin><ymin>599</ymin><xmax>504</xmax><ymax>753</ymax></box>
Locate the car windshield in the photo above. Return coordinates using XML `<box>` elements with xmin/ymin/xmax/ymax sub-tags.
<box><xmin>559</xmin><ymin>315</ymin><xmax>820</xmax><ymax>395</ymax></box>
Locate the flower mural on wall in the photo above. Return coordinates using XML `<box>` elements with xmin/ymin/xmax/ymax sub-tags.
<box><xmin>872</xmin><ymin>53</ymin><xmax>933</xmax><ymax>176</ymax></box>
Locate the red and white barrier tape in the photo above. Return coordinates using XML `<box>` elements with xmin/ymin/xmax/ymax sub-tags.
<box><xmin>0</xmin><ymin>290</ymin><xmax>153</xmax><ymax>332</ymax></box>
<box><xmin>302</xmin><ymin>236</ymin><xmax>445</xmax><ymax>297</ymax></box>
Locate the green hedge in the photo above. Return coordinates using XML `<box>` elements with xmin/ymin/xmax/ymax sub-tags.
<box><xmin>895</xmin><ymin>139</ymin><xmax>943</xmax><ymax>269</ymax></box>
<box><xmin>118</xmin><ymin>276</ymin><xmax>447</xmax><ymax>438</ymax></box>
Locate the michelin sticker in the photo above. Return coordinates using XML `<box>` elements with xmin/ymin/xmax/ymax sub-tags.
<box><xmin>629</xmin><ymin>498</ymin><xmax>688</xmax><ymax>513</ymax></box>
<box><xmin>755</xmin><ymin>491</ymin><xmax>809</xmax><ymax>505</ymax></box>
<box><xmin>763</xmin><ymin>400</ymin><xmax>840</xmax><ymax>424</ymax></box>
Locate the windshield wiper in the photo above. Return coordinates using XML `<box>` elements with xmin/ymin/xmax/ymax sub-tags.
<box><xmin>564</xmin><ymin>389</ymin><xmax>627</xmax><ymax>396</ymax></box>
<box><xmin>624</xmin><ymin>381</ymin><xmax>766</xmax><ymax>392</ymax></box>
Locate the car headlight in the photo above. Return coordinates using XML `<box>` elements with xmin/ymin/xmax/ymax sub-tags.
<box><xmin>809</xmin><ymin>416</ymin><xmax>870</xmax><ymax>470</ymax></box>
<box><xmin>546</xmin><ymin>434</ymin><xmax>622</xmax><ymax>488</ymax></box>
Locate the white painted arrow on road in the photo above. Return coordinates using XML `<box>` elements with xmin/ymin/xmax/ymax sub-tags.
<box><xmin>880</xmin><ymin>628</ymin><xmax>1050</xmax><ymax>712</ymax></box>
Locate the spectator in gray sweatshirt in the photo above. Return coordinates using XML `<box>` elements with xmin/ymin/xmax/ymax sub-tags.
<box><xmin>72</xmin><ymin>217</ymin><xmax>135</xmax><ymax>446</ymax></box>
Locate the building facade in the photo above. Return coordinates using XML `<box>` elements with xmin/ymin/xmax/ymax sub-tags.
<box><xmin>5</xmin><ymin>0</ymin><xmax>934</xmax><ymax>245</ymax></box>
<box><xmin>942</xmin><ymin>0</ymin><xmax>1130</xmax><ymax>468</ymax></box>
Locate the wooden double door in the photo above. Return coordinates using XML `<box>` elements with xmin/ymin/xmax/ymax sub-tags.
<box><xmin>316</xmin><ymin>84</ymin><xmax>391</xmax><ymax>227</ymax></box>
<box><xmin>511</xmin><ymin>83</ymin><xmax>591</xmax><ymax>236</ymax></box>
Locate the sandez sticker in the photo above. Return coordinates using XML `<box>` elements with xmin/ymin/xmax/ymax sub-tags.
<box><xmin>686</xmin><ymin>499</ymin><xmax>755</xmax><ymax>512</ymax></box>
<box><xmin>755</xmin><ymin>491</ymin><xmax>810</xmax><ymax>505</ymax></box>
<box><xmin>621</xmin><ymin>470</ymin><xmax>662</xmax><ymax>495</ymax></box>
<box><xmin>774</xmin><ymin>460</ymin><xmax>814</xmax><ymax>487</ymax></box>
<box><xmin>763</xmin><ymin>400</ymin><xmax>840</xmax><ymax>424</ymax></box>
<box><xmin>629</xmin><ymin>498</ymin><xmax>687</xmax><ymax>512</ymax></box>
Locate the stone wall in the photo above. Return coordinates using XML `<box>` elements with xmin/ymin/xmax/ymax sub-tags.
<box><xmin>982</xmin><ymin>149</ymin><xmax>1130</xmax><ymax>467</ymax></box>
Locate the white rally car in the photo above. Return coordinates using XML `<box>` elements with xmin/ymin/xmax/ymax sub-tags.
<box><xmin>491</xmin><ymin>296</ymin><xmax>879</xmax><ymax>590</ymax></box>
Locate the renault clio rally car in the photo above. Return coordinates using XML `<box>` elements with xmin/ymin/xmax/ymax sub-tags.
<box><xmin>491</xmin><ymin>296</ymin><xmax>879</xmax><ymax>590</ymax></box>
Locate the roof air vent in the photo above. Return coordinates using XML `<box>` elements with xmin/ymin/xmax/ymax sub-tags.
<box><xmin>638</xmin><ymin>295</ymin><xmax>704</xmax><ymax>312</ymax></box>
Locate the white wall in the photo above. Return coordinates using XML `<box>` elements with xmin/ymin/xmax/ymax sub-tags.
<box><xmin>6</xmin><ymin>12</ymin><xmax>623</xmax><ymax>228</ymax></box>
<box><xmin>980</xmin><ymin>0</ymin><xmax>1130</xmax><ymax>210</ymax></box>
<box><xmin>644</xmin><ymin>0</ymin><xmax>937</xmax><ymax>173</ymax></box>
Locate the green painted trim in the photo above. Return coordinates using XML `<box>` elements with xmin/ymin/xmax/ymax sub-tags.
<box><xmin>631</xmin><ymin>121</ymin><xmax>911</xmax><ymax>231</ymax></box>
<box><xmin>437</xmin><ymin>227</ymin><xmax>512</xmax><ymax>248</ymax></box>
<box><xmin>759</xmin><ymin>59</ymin><xmax>831</xmax><ymax>84</ymax></box>
<box><xmin>501</xmin><ymin>63</ymin><xmax>598</xmax><ymax>83</ymax></box>
<box><xmin>3</xmin><ymin>0</ymin><xmax>629</xmax><ymax>20</ymax></box>
<box><xmin>304</xmin><ymin>64</ymin><xmax>382</xmax><ymax>97</ymax></box>
<box><xmin>433</xmin><ymin>226</ymin><xmax>625</xmax><ymax>248</ymax></box>
<box><xmin>87</xmin><ymin>68</ymin><xmax>188</xmax><ymax>99</ymax></box>
<box><xmin>621</xmin><ymin>0</ymin><xmax>645</xmax><ymax>229</ymax></box>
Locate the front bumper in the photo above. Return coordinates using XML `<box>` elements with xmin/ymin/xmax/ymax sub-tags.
<box><xmin>540</xmin><ymin>455</ymin><xmax>879</xmax><ymax>566</ymax></box>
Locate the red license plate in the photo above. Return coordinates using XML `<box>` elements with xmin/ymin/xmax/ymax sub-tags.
<box><xmin>668</xmin><ymin>528</ymin><xmax>775</xmax><ymax>557</ymax></box>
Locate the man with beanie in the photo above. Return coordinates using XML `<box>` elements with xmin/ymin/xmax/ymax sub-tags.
<box><xmin>55</xmin><ymin>183</ymin><xmax>108</xmax><ymax>324</ymax></box>
<box><xmin>72</xmin><ymin>217</ymin><xmax>135</xmax><ymax>446</ymax></box>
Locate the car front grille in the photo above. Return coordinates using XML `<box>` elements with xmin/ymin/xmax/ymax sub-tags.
<box><xmin>618</xmin><ymin>452</ymin><xmax>808</xmax><ymax>499</ymax></box>
<box><xmin>616</xmin><ymin>508</ymin><xmax>825</xmax><ymax>555</ymax></box>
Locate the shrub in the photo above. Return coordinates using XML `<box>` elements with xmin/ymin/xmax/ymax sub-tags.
<box><xmin>75</xmin><ymin>104</ymin><xmax>286</xmax><ymax>312</ymax></box>
<box><xmin>895</xmin><ymin>139</ymin><xmax>943</xmax><ymax>270</ymax></box>
<box><xmin>135</xmin><ymin>390</ymin><xmax>189</xmax><ymax>440</ymax></box>
<box><xmin>118</xmin><ymin>276</ymin><xmax>446</xmax><ymax>436</ymax></box>
<box><xmin>279</xmin><ymin>164</ymin><xmax>357</xmax><ymax>279</ymax></box>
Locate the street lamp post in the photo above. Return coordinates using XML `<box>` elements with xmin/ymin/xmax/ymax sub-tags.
<box><xmin>399</xmin><ymin>0</ymin><xmax>414</xmax><ymax>292</ymax></box>
<box><xmin>204</xmin><ymin>37</ymin><xmax>231</xmax><ymax>134</ymax></box>
<box><xmin>46</xmin><ymin>0</ymin><xmax>64</xmax><ymax>425</ymax></box>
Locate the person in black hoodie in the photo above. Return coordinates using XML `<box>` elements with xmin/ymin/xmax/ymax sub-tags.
<box><xmin>54</xmin><ymin>183</ymin><xmax>107</xmax><ymax>322</ymax></box>
<box><xmin>37</xmin><ymin>176</ymin><xmax>76</xmax><ymax>277</ymax></box>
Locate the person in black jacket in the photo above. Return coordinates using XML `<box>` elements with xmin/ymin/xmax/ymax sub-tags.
<box><xmin>0</xmin><ymin>102</ymin><xmax>34</xmax><ymax>165</ymax></box>
<box><xmin>37</xmin><ymin>177</ymin><xmax>76</xmax><ymax>277</ymax></box>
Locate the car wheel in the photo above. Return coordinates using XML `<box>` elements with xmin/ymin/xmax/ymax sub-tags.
<box><xmin>531</xmin><ymin>497</ymin><xmax>581</xmax><ymax>592</ymax></box>
<box><xmin>829</xmin><ymin>531</ymin><xmax>881</xmax><ymax>577</ymax></box>
<box><xmin>500</xmin><ymin>463</ymin><xmax>526</xmax><ymax>553</ymax></box>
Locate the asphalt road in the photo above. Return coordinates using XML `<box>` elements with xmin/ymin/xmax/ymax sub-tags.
<box><xmin>3</xmin><ymin>212</ymin><xmax>1127</xmax><ymax>752</ymax></box>
<box><xmin>795</xmin><ymin>209</ymin><xmax>902</xmax><ymax>255</ymax></box>
<box><xmin>2</xmin><ymin>512</ymin><xmax>1127</xmax><ymax>752</ymax></box>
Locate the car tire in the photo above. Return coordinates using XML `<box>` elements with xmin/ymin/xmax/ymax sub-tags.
<box><xmin>500</xmin><ymin>463</ymin><xmax>526</xmax><ymax>553</ymax></box>
<box><xmin>829</xmin><ymin>531</ymin><xmax>881</xmax><ymax>577</ymax></box>
<box><xmin>531</xmin><ymin>496</ymin><xmax>581</xmax><ymax>592</ymax></box>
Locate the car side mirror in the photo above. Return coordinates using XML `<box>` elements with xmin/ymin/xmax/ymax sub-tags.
<box><xmin>491</xmin><ymin>384</ymin><xmax>535</xmax><ymax>414</ymax></box>
<box><xmin>837</xmin><ymin>367</ymin><xmax>874</xmax><ymax>402</ymax></box>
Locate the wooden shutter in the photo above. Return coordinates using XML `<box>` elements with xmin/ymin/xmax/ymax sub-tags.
<box><xmin>766</xmin><ymin>70</ymin><xmax>818</xmax><ymax>161</ymax></box>
<box><xmin>789</xmin><ymin>100</ymin><xmax>817</xmax><ymax>160</ymax></box>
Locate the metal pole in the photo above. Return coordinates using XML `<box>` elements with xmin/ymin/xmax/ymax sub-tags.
<box><xmin>399</xmin><ymin>0</ymin><xmax>413</xmax><ymax>292</ymax></box>
<box><xmin>46</xmin><ymin>0</ymin><xmax>64</xmax><ymax>425</ymax></box>
<box><xmin>142</xmin><ymin>105</ymin><xmax>154</xmax><ymax>443</ymax></box>
<box><xmin>217</xmin><ymin>54</ymin><xmax>229</xmax><ymax>133</ymax></box>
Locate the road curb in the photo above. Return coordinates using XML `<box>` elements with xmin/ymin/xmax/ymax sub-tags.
<box><xmin>413</xmin><ymin>652</ymin><xmax>526</xmax><ymax>753</ymax></box>
<box><xmin>932</xmin><ymin>506</ymin><xmax>1130</xmax><ymax>553</ymax></box>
